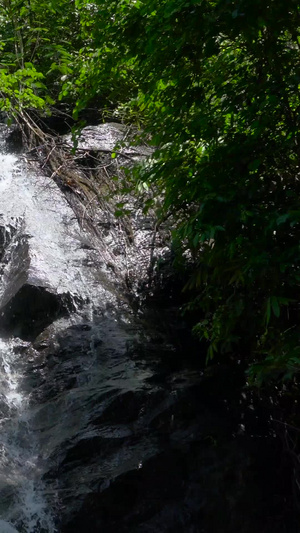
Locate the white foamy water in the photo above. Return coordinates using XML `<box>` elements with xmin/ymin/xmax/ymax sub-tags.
<box><xmin>0</xmin><ymin>339</ymin><xmax>57</xmax><ymax>532</ymax></box>
<box><xmin>0</xmin><ymin>144</ymin><xmax>118</xmax><ymax>315</ymax></box>
<box><xmin>0</xmin><ymin>128</ymin><xmax>133</xmax><ymax>531</ymax></box>
<box><xmin>0</xmin><ymin>134</ymin><xmax>96</xmax><ymax>532</ymax></box>
<box><xmin>0</xmin><ymin>144</ymin><xmax>62</xmax><ymax>530</ymax></box>
<box><xmin>0</xmin><ymin>151</ymin><xmax>86</xmax><ymax>296</ymax></box>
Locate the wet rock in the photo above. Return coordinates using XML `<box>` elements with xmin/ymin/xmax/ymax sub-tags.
<box><xmin>0</xmin><ymin>218</ymin><xmax>19</xmax><ymax>263</ymax></box>
<box><xmin>66</xmin><ymin>123</ymin><xmax>126</xmax><ymax>152</ymax></box>
<box><xmin>5</xmin><ymin>126</ymin><xmax>23</xmax><ymax>153</ymax></box>
<box><xmin>0</xmin><ymin>225</ymin><xmax>74</xmax><ymax>338</ymax></box>
<box><xmin>0</xmin><ymin>281</ymin><xmax>74</xmax><ymax>341</ymax></box>
<box><xmin>64</xmin><ymin>123</ymin><xmax>152</xmax><ymax>159</ymax></box>
<box><xmin>59</xmin><ymin>408</ymin><xmax>292</xmax><ymax>533</ymax></box>
<box><xmin>94</xmin><ymin>390</ymin><xmax>150</xmax><ymax>426</ymax></box>
<box><xmin>0</xmin><ymin>393</ymin><xmax>10</xmax><ymax>418</ymax></box>
<box><xmin>61</xmin><ymin>432</ymin><xmax>132</xmax><ymax>468</ymax></box>
<box><xmin>0</xmin><ymin>519</ymin><xmax>20</xmax><ymax>533</ymax></box>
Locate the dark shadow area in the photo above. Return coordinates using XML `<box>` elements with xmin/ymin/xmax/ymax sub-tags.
<box><xmin>0</xmin><ymin>285</ymin><xmax>74</xmax><ymax>340</ymax></box>
<box><xmin>10</xmin><ymin>308</ymin><xmax>297</xmax><ymax>533</ymax></box>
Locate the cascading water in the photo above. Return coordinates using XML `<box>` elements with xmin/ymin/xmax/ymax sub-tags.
<box><xmin>0</xmin><ymin>339</ymin><xmax>57</xmax><ymax>532</ymax></box>
<box><xmin>0</xmin><ymin>130</ymin><xmax>66</xmax><ymax>531</ymax></box>
<box><xmin>0</xmin><ymin>126</ymin><xmax>159</xmax><ymax>531</ymax></box>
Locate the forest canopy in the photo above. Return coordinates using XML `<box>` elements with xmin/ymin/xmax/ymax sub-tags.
<box><xmin>1</xmin><ymin>0</ymin><xmax>300</xmax><ymax>384</ymax></box>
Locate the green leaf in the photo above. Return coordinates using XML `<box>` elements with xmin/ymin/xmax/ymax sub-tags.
<box><xmin>270</xmin><ymin>296</ymin><xmax>280</xmax><ymax>318</ymax></box>
<box><xmin>276</xmin><ymin>214</ymin><xmax>289</xmax><ymax>225</ymax></box>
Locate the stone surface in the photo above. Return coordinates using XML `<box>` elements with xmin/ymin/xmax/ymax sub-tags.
<box><xmin>0</xmin><ymin>283</ymin><xmax>73</xmax><ymax>339</ymax></box>
<box><xmin>0</xmin><ymin>135</ymin><xmax>120</xmax><ymax>339</ymax></box>
<box><xmin>64</xmin><ymin>123</ymin><xmax>152</xmax><ymax>158</ymax></box>
<box><xmin>0</xmin><ymin>218</ymin><xmax>74</xmax><ymax>339</ymax></box>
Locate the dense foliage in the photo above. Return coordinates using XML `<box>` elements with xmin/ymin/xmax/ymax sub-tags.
<box><xmin>2</xmin><ymin>0</ymin><xmax>300</xmax><ymax>383</ymax></box>
<box><xmin>0</xmin><ymin>0</ymin><xmax>81</xmax><ymax>113</ymax></box>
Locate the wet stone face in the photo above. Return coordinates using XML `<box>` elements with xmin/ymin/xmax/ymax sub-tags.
<box><xmin>0</xmin><ymin>218</ymin><xmax>22</xmax><ymax>265</ymax></box>
<box><xmin>0</xmin><ymin>285</ymin><xmax>74</xmax><ymax>340</ymax></box>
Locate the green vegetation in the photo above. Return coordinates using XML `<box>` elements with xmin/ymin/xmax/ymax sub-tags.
<box><xmin>1</xmin><ymin>0</ymin><xmax>300</xmax><ymax>384</ymax></box>
<box><xmin>0</xmin><ymin>0</ymin><xmax>79</xmax><ymax>113</ymax></box>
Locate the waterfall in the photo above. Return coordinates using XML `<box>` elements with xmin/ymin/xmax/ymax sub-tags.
<box><xmin>0</xmin><ymin>127</ymin><xmax>156</xmax><ymax>531</ymax></box>
<box><xmin>0</xmin><ymin>339</ymin><xmax>57</xmax><ymax>532</ymax></box>
<box><xmin>0</xmin><ymin>135</ymin><xmax>60</xmax><ymax>531</ymax></box>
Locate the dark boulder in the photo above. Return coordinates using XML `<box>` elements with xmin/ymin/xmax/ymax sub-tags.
<box><xmin>0</xmin><ymin>283</ymin><xmax>73</xmax><ymax>340</ymax></box>
<box><xmin>0</xmin><ymin>225</ymin><xmax>74</xmax><ymax>339</ymax></box>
